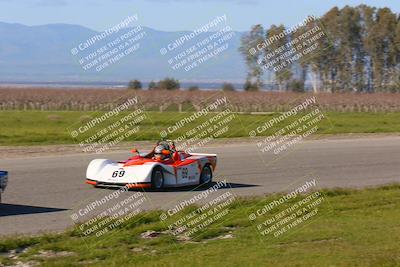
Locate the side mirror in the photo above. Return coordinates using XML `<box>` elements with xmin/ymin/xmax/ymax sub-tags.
<box><xmin>131</xmin><ymin>148</ymin><xmax>139</xmax><ymax>154</ymax></box>
<box><xmin>161</xmin><ymin>150</ymin><xmax>171</xmax><ymax>155</ymax></box>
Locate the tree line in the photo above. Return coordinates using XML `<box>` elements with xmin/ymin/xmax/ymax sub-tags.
<box><xmin>128</xmin><ymin>78</ymin><xmax>236</xmax><ymax>91</ymax></box>
<box><xmin>128</xmin><ymin>78</ymin><xmax>180</xmax><ymax>90</ymax></box>
<box><xmin>240</xmin><ymin>5</ymin><xmax>400</xmax><ymax>93</ymax></box>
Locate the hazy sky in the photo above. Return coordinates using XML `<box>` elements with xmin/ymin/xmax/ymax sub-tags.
<box><xmin>0</xmin><ymin>0</ymin><xmax>398</xmax><ymax>31</ymax></box>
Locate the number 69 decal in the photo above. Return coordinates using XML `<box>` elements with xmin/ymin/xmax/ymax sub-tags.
<box><xmin>112</xmin><ymin>169</ymin><xmax>125</xmax><ymax>178</ymax></box>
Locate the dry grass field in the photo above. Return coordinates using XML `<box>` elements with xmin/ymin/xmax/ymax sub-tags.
<box><xmin>1</xmin><ymin>87</ymin><xmax>400</xmax><ymax>112</ymax></box>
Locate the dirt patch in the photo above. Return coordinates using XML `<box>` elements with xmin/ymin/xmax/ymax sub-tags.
<box><xmin>34</xmin><ymin>250</ymin><xmax>76</xmax><ymax>258</ymax></box>
<box><xmin>1</xmin><ymin>247</ymin><xmax>30</xmax><ymax>260</ymax></box>
<box><xmin>140</xmin><ymin>230</ymin><xmax>164</xmax><ymax>239</ymax></box>
<box><xmin>139</xmin><ymin>229</ymin><xmax>235</xmax><ymax>244</ymax></box>
<box><xmin>1</xmin><ymin>261</ymin><xmax>39</xmax><ymax>267</ymax></box>
<box><xmin>273</xmin><ymin>237</ymin><xmax>343</xmax><ymax>247</ymax></box>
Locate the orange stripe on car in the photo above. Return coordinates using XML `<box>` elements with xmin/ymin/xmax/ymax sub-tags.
<box><xmin>86</xmin><ymin>180</ymin><xmax>97</xmax><ymax>186</ymax></box>
<box><xmin>126</xmin><ymin>183</ymin><xmax>151</xmax><ymax>189</ymax></box>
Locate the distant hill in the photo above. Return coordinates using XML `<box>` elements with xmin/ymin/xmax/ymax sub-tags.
<box><xmin>0</xmin><ymin>22</ymin><xmax>246</xmax><ymax>84</ymax></box>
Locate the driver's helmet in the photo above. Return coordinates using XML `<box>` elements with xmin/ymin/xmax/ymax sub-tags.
<box><xmin>154</xmin><ymin>144</ymin><xmax>170</xmax><ymax>160</ymax></box>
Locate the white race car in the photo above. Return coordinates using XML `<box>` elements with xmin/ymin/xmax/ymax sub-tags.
<box><xmin>86</xmin><ymin>141</ymin><xmax>217</xmax><ymax>190</ymax></box>
<box><xmin>0</xmin><ymin>170</ymin><xmax>8</xmax><ymax>203</ymax></box>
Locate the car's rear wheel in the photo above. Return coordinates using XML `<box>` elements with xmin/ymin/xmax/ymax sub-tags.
<box><xmin>151</xmin><ymin>167</ymin><xmax>164</xmax><ymax>190</ymax></box>
<box><xmin>200</xmin><ymin>165</ymin><xmax>213</xmax><ymax>185</ymax></box>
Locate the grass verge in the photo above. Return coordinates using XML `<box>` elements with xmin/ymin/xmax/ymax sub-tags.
<box><xmin>0</xmin><ymin>184</ymin><xmax>399</xmax><ymax>266</ymax></box>
<box><xmin>1</xmin><ymin>111</ymin><xmax>400</xmax><ymax>146</ymax></box>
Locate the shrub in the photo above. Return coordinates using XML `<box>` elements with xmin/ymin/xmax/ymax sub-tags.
<box><xmin>222</xmin><ymin>83</ymin><xmax>235</xmax><ymax>92</ymax></box>
<box><xmin>148</xmin><ymin>81</ymin><xmax>156</xmax><ymax>90</ymax></box>
<box><xmin>243</xmin><ymin>81</ymin><xmax>259</xmax><ymax>91</ymax></box>
<box><xmin>128</xmin><ymin>79</ymin><xmax>142</xmax><ymax>90</ymax></box>
<box><xmin>188</xmin><ymin>86</ymin><xmax>199</xmax><ymax>91</ymax></box>
<box><xmin>288</xmin><ymin>79</ymin><xmax>305</xmax><ymax>93</ymax></box>
<box><xmin>157</xmin><ymin>78</ymin><xmax>180</xmax><ymax>90</ymax></box>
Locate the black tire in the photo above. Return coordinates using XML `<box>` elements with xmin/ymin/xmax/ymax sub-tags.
<box><xmin>151</xmin><ymin>167</ymin><xmax>164</xmax><ymax>190</ymax></box>
<box><xmin>199</xmin><ymin>165</ymin><xmax>213</xmax><ymax>185</ymax></box>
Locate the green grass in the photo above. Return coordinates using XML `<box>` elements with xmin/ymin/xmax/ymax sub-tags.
<box><xmin>1</xmin><ymin>110</ymin><xmax>400</xmax><ymax>146</ymax></box>
<box><xmin>1</xmin><ymin>185</ymin><xmax>399</xmax><ymax>266</ymax></box>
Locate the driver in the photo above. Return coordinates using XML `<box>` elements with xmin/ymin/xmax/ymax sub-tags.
<box><xmin>153</xmin><ymin>144</ymin><xmax>171</xmax><ymax>161</ymax></box>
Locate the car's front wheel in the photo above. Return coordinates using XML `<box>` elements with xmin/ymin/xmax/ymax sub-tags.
<box><xmin>151</xmin><ymin>167</ymin><xmax>164</xmax><ymax>190</ymax></box>
<box><xmin>199</xmin><ymin>165</ymin><xmax>213</xmax><ymax>185</ymax></box>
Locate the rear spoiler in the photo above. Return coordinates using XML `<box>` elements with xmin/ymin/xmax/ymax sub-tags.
<box><xmin>189</xmin><ymin>153</ymin><xmax>217</xmax><ymax>157</ymax></box>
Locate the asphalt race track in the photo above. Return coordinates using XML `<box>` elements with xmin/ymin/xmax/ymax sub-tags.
<box><xmin>1</xmin><ymin>136</ymin><xmax>399</xmax><ymax>236</ymax></box>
